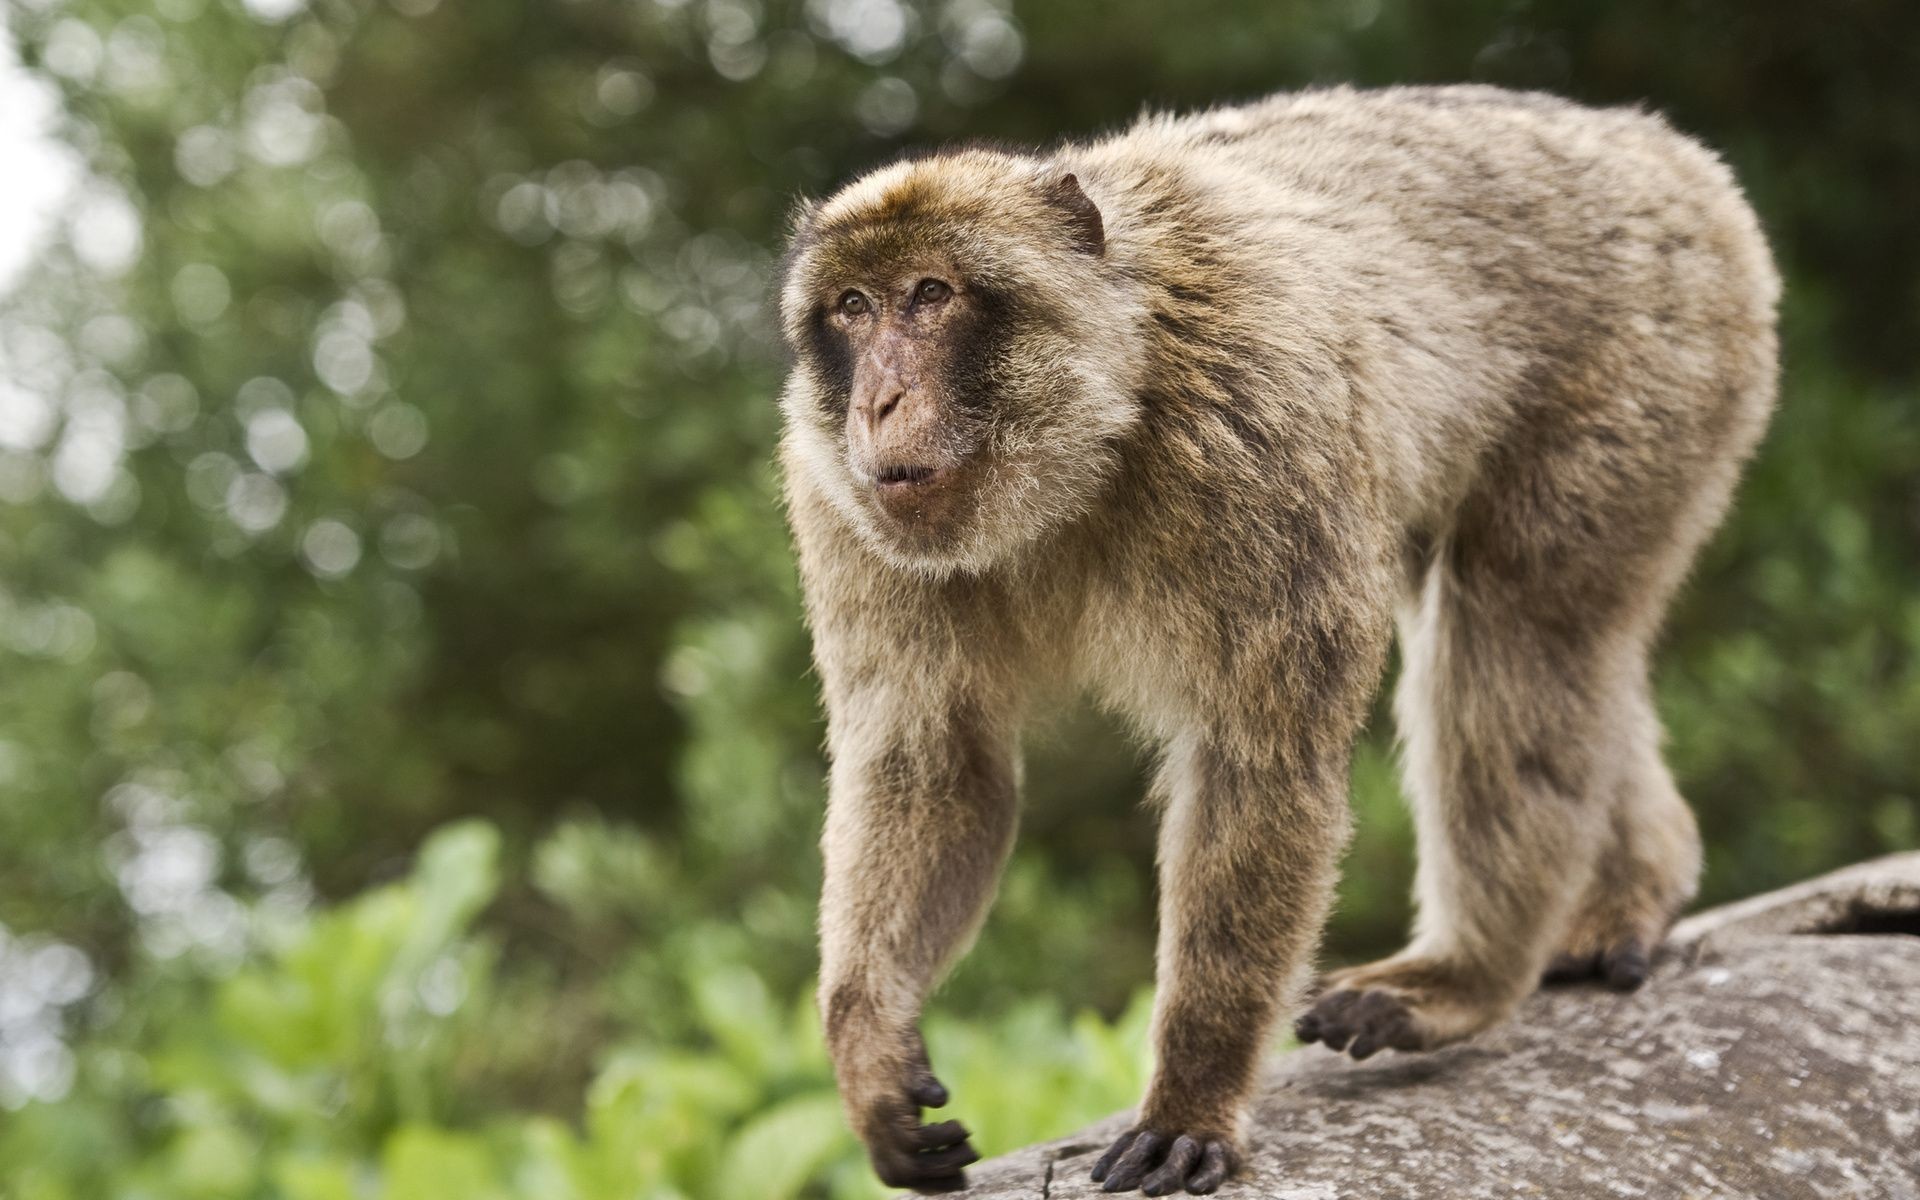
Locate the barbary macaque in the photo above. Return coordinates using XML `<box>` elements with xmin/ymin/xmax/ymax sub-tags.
<box><xmin>776</xmin><ymin>85</ymin><xmax>1778</xmax><ymax>1195</ymax></box>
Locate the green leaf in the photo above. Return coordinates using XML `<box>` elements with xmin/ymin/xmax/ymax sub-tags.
<box><xmin>712</xmin><ymin>1092</ymin><xmax>853</xmax><ymax>1200</ymax></box>
<box><xmin>380</xmin><ymin>1125</ymin><xmax>507</xmax><ymax>1200</ymax></box>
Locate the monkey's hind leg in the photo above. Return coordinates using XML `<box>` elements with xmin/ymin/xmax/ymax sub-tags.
<box><xmin>1541</xmin><ymin>702</ymin><xmax>1701</xmax><ymax>990</ymax></box>
<box><xmin>1297</xmin><ymin>552</ymin><xmax>1643</xmax><ymax>1058</ymax></box>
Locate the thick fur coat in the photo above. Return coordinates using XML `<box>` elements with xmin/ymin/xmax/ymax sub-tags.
<box><xmin>777</xmin><ymin>85</ymin><xmax>1778</xmax><ymax>1194</ymax></box>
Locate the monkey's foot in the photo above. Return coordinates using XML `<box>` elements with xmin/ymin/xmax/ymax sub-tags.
<box><xmin>858</xmin><ymin>1054</ymin><xmax>979</xmax><ymax>1192</ymax></box>
<box><xmin>1294</xmin><ymin>958</ymin><xmax>1506</xmax><ymax>1060</ymax></box>
<box><xmin>1091</xmin><ymin>1128</ymin><xmax>1238</xmax><ymax>1195</ymax></box>
<box><xmin>1541</xmin><ymin>935</ymin><xmax>1652</xmax><ymax>991</ymax></box>
<box><xmin>1540</xmin><ymin>885</ymin><xmax>1690</xmax><ymax>992</ymax></box>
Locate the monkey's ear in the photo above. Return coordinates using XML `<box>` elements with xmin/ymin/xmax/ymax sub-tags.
<box><xmin>1043</xmin><ymin>173</ymin><xmax>1105</xmax><ymax>256</ymax></box>
<box><xmin>787</xmin><ymin>194</ymin><xmax>820</xmax><ymax>235</ymax></box>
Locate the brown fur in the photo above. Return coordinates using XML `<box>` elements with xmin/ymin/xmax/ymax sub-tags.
<box><xmin>777</xmin><ymin>84</ymin><xmax>1778</xmax><ymax>1194</ymax></box>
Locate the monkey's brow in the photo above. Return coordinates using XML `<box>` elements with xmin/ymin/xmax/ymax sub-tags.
<box><xmin>818</xmin><ymin>271</ymin><xmax>951</xmax><ymax>302</ymax></box>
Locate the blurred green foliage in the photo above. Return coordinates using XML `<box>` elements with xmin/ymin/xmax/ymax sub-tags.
<box><xmin>0</xmin><ymin>0</ymin><xmax>1913</xmax><ymax>1194</ymax></box>
<box><xmin>0</xmin><ymin>822</ymin><xmax>1152</xmax><ymax>1197</ymax></box>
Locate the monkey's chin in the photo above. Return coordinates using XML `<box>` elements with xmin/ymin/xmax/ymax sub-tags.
<box><xmin>856</xmin><ymin>464</ymin><xmax>995</xmax><ymax>575</ymax></box>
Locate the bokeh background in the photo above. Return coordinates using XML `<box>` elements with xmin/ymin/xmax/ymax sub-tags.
<box><xmin>0</xmin><ymin>0</ymin><xmax>1914</xmax><ymax>1195</ymax></box>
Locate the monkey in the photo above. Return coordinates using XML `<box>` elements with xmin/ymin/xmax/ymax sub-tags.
<box><xmin>775</xmin><ymin>84</ymin><xmax>1778</xmax><ymax>1195</ymax></box>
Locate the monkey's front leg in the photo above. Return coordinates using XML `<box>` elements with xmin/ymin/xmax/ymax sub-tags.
<box><xmin>1093</xmin><ymin>736</ymin><xmax>1349</xmax><ymax>1195</ymax></box>
<box><xmin>818</xmin><ymin>706</ymin><xmax>1018</xmax><ymax>1193</ymax></box>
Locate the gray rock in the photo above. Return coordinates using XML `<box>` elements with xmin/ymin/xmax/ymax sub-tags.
<box><xmin>961</xmin><ymin>853</ymin><xmax>1920</xmax><ymax>1199</ymax></box>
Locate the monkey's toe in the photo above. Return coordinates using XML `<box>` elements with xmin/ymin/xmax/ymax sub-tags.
<box><xmin>1295</xmin><ymin>987</ymin><xmax>1424</xmax><ymax>1059</ymax></box>
<box><xmin>1541</xmin><ymin>936</ymin><xmax>1651</xmax><ymax>992</ymax></box>
<box><xmin>1091</xmin><ymin>1128</ymin><xmax>1237</xmax><ymax>1194</ymax></box>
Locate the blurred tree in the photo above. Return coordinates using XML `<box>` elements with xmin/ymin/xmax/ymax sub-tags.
<box><xmin>0</xmin><ymin>0</ymin><xmax>1913</xmax><ymax>1177</ymax></box>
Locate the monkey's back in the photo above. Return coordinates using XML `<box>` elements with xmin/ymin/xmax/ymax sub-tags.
<box><xmin>1075</xmin><ymin>84</ymin><xmax>1780</xmax><ymax>542</ymax></box>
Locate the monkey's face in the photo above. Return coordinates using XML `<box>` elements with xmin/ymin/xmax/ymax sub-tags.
<box><xmin>814</xmin><ymin>269</ymin><xmax>993</xmax><ymax>542</ymax></box>
<box><xmin>778</xmin><ymin>151</ymin><xmax>1147</xmax><ymax>575</ymax></box>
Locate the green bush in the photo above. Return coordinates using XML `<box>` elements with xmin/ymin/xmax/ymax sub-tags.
<box><xmin>0</xmin><ymin>822</ymin><xmax>1151</xmax><ymax>1199</ymax></box>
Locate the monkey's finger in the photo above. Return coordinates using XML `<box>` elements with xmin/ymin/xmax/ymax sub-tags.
<box><xmin>1185</xmin><ymin>1142</ymin><xmax>1234</xmax><ymax>1194</ymax></box>
<box><xmin>1090</xmin><ymin>1130</ymin><xmax>1139</xmax><ymax>1183</ymax></box>
<box><xmin>1101</xmin><ymin>1129</ymin><xmax>1168</xmax><ymax>1192</ymax></box>
<box><xmin>904</xmin><ymin>1030</ymin><xmax>950</xmax><ymax>1106</ymax></box>
<box><xmin>1344</xmin><ymin>990</ymin><xmax>1391</xmax><ymax>1058</ymax></box>
<box><xmin>1385</xmin><ymin>1013</ymin><xmax>1424</xmax><ymax>1053</ymax></box>
<box><xmin>907</xmin><ymin>1072</ymin><xmax>949</xmax><ymax>1108</ymax></box>
<box><xmin>1293</xmin><ymin>1011</ymin><xmax>1323</xmax><ymax>1043</ymax></box>
<box><xmin>910</xmin><ymin>1143</ymin><xmax>980</xmax><ymax>1175</ymax></box>
<box><xmin>909</xmin><ymin>1120</ymin><xmax>970</xmax><ymax>1150</ymax></box>
<box><xmin>1139</xmin><ymin>1134</ymin><xmax>1202</xmax><ymax>1196</ymax></box>
<box><xmin>1316</xmin><ymin>1015</ymin><xmax>1356</xmax><ymax>1052</ymax></box>
<box><xmin>1541</xmin><ymin>951</ymin><xmax>1599</xmax><ymax>985</ymax></box>
<box><xmin>1354</xmin><ymin>990</ymin><xmax>1420</xmax><ymax>1058</ymax></box>
<box><xmin>1602</xmin><ymin>939</ymin><xmax>1651</xmax><ymax>992</ymax></box>
<box><xmin>1304</xmin><ymin>989</ymin><xmax>1364</xmax><ymax>1051</ymax></box>
<box><xmin>876</xmin><ymin>1149</ymin><xmax>965</xmax><ymax>1195</ymax></box>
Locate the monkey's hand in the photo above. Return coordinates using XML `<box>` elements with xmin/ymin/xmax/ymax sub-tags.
<box><xmin>843</xmin><ymin>1033</ymin><xmax>978</xmax><ymax>1193</ymax></box>
<box><xmin>1091</xmin><ymin>1127</ymin><xmax>1239</xmax><ymax>1195</ymax></box>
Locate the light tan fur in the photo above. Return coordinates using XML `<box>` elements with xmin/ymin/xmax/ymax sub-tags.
<box><xmin>778</xmin><ymin>85</ymin><xmax>1778</xmax><ymax>1194</ymax></box>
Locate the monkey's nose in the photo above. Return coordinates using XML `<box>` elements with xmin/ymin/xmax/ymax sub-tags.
<box><xmin>858</xmin><ymin>384</ymin><xmax>906</xmax><ymax>434</ymax></box>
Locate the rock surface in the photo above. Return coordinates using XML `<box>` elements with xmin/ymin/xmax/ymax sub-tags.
<box><xmin>961</xmin><ymin>853</ymin><xmax>1920</xmax><ymax>1199</ymax></box>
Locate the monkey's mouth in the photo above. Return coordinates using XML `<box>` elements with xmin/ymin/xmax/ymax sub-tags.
<box><xmin>867</xmin><ymin>460</ymin><xmax>968</xmax><ymax>533</ymax></box>
<box><xmin>874</xmin><ymin>464</ymin><xmax>942</xmax><ymax>488</ymax></box>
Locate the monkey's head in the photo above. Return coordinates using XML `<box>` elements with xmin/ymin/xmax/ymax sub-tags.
<box><xmin>778</xmin><ymin>148</ymin><xmax>1147</xmax><ymax>575</ymax></box>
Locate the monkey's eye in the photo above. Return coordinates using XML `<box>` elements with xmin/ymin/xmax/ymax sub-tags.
<box><xmin>915</xmin><ymin>279</ymin><xmax>952</xmax><ymax>305</ymax></box>
<box><xmin>837</xmin><ymin>290</ymin><xmax>871</xmax><ymax>318</ymax></box>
